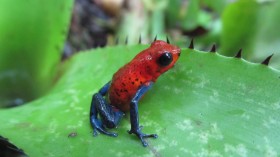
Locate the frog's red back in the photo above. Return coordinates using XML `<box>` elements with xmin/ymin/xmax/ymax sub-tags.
<box><xmin>108</xmin><ymin>40</ymin><xmax>181</xmax><ymax>111</ymax></box>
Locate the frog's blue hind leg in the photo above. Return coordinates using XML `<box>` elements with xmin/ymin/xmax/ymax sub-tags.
<box><xmin>90</xmin><ymin>82</ymin><xmax>124</xmax><ymax>137</ymax></box>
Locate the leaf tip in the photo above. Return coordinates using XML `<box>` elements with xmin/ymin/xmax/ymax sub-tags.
<box><xmin>189</xmin><ymin>39</ymin><xmax>194</xmax><ymax>49</ymax></box>
<box><xmin>138</xmin><ymin>35</ymin><xmax>142</xmax><ymax>44</ymax></box>
<box><xmin>261</xmin><ymin>54</ymin><xmax>274</xmax><ymax>65</ymax></box>
<box><xmin>125</xmin><ymin>36</ymin><xmax>128</xmax><ymax>45</ymax></box>
<box><xmin>153</xmin><ymin>35</ymin><xmax>157</xmax><ymax>42</ymax></box>
<box><xmin>166</xmin><ymin>36</ymin><xmax>170</xmax><ymax>44</ymax></box>
<box><xmin>209</xmin><ymin>44</ymin><xmax>216</xmax><ymax>53</ymax></box>
<box><xmin>235</xmin><ymin>49</ymin><xmax>242</xmax><ymax>58</ymax></box>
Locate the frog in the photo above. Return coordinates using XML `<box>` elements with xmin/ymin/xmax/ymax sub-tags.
<box><xmin>90</xmin><ymin>40</ymin><xmax>181</xmax><ymax>146</ymax></box>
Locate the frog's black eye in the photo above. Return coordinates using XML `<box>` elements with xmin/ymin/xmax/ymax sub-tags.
<box><xmin>157</xmin><ymin>52</ymin><xmax>173</xmax><ymax>66</ymax></box>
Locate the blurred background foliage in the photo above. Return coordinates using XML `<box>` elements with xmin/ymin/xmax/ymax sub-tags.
<box><xmin>0</xmin><ymin>0</ymin><xmax>280</xmax><ymax>156</ymax></box>
<box><xmin>65</xmin><ymin>0</ymin><xmax>279</xmax><ymax>67</ymax></box>
<box><xmin>0</xmin><ymin>0</ymin><xmax>73</xmax><ymax>108</ymax></box>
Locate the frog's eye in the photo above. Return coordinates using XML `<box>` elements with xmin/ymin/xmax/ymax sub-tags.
<box><xmin>157</xmin><ymin>51</ymin><xmax>173</xmax><ymax>66</ymax></box>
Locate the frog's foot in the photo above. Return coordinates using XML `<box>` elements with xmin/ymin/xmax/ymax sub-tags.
<box><xmin>90</xmin><ymin>117</ymin><xmax>118</xmax><ymax>137</ymax></box>
<box><xmin>128</xmin><ymin>129</ymin><xmax>158</xmax><ymax>147</ymax></box>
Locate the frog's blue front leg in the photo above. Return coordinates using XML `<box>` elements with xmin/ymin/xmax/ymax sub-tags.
<box><xmin>128</xmin><ymin>82</ymin><xmax>158</xmax><ymax>147</ymax></box>
<box><xmin>90</xmin><ymin>81</ymin><xmax>124</xmax><ymax>137</ymax></box>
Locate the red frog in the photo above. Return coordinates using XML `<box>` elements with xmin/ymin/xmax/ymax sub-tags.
<box><xmin>90</xmin><ymin>40</ymin><xmax>181</xmax><ymax>146</ymax></box>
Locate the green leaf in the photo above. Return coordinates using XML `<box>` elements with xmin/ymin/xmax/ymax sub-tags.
<box><xmin>0</xmin><ymin>0</ymin><xmax>73</xmax><ymax>107</ymax></box>
<box><xmin>0</xmin><ymin>45</ymin><xmax>279</xmax><ymax>156</ymax></box>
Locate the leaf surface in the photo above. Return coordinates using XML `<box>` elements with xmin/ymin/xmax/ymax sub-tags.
<box><xmin>0</xmin><ymin>45</ymin><xmax>279</xmax><ymax>156</ymax></box>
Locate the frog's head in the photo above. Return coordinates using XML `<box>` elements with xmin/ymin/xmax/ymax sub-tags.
<box><xmin>149</xmin><ymin>40</ymin><xmax>181</xmax><ymax>74</ymax></box>
<box><xmin>131</xmin><ymin>40</ymin><xmax>181</xmax><ymax>81</ymax></box>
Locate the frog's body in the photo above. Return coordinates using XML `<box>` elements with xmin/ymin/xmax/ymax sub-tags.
<box><xmin>90</xmin><ymin>40</ymin><xmax>181</xmax><ymax>146</ymax></box>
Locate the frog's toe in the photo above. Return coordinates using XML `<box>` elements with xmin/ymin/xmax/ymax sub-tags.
<box><xmin>143</xmin><ymin>133</ymin><xmax>158</xmax><ymax>138</ymax></box>
<box><xmin>128</xmin><ymin>129</ymin><xmax>157</xmax><ymax>147</ymax></box>
<box><xmin>139</xmin><ymin>133</ymin><xmax>158</xmax><ymax>146</ymax></box>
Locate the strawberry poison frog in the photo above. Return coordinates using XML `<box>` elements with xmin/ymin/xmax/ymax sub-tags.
<box><xmin>90</xmin><ymin>40</ymin><xmax>181</xmax><ymax>146</ymax></box>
